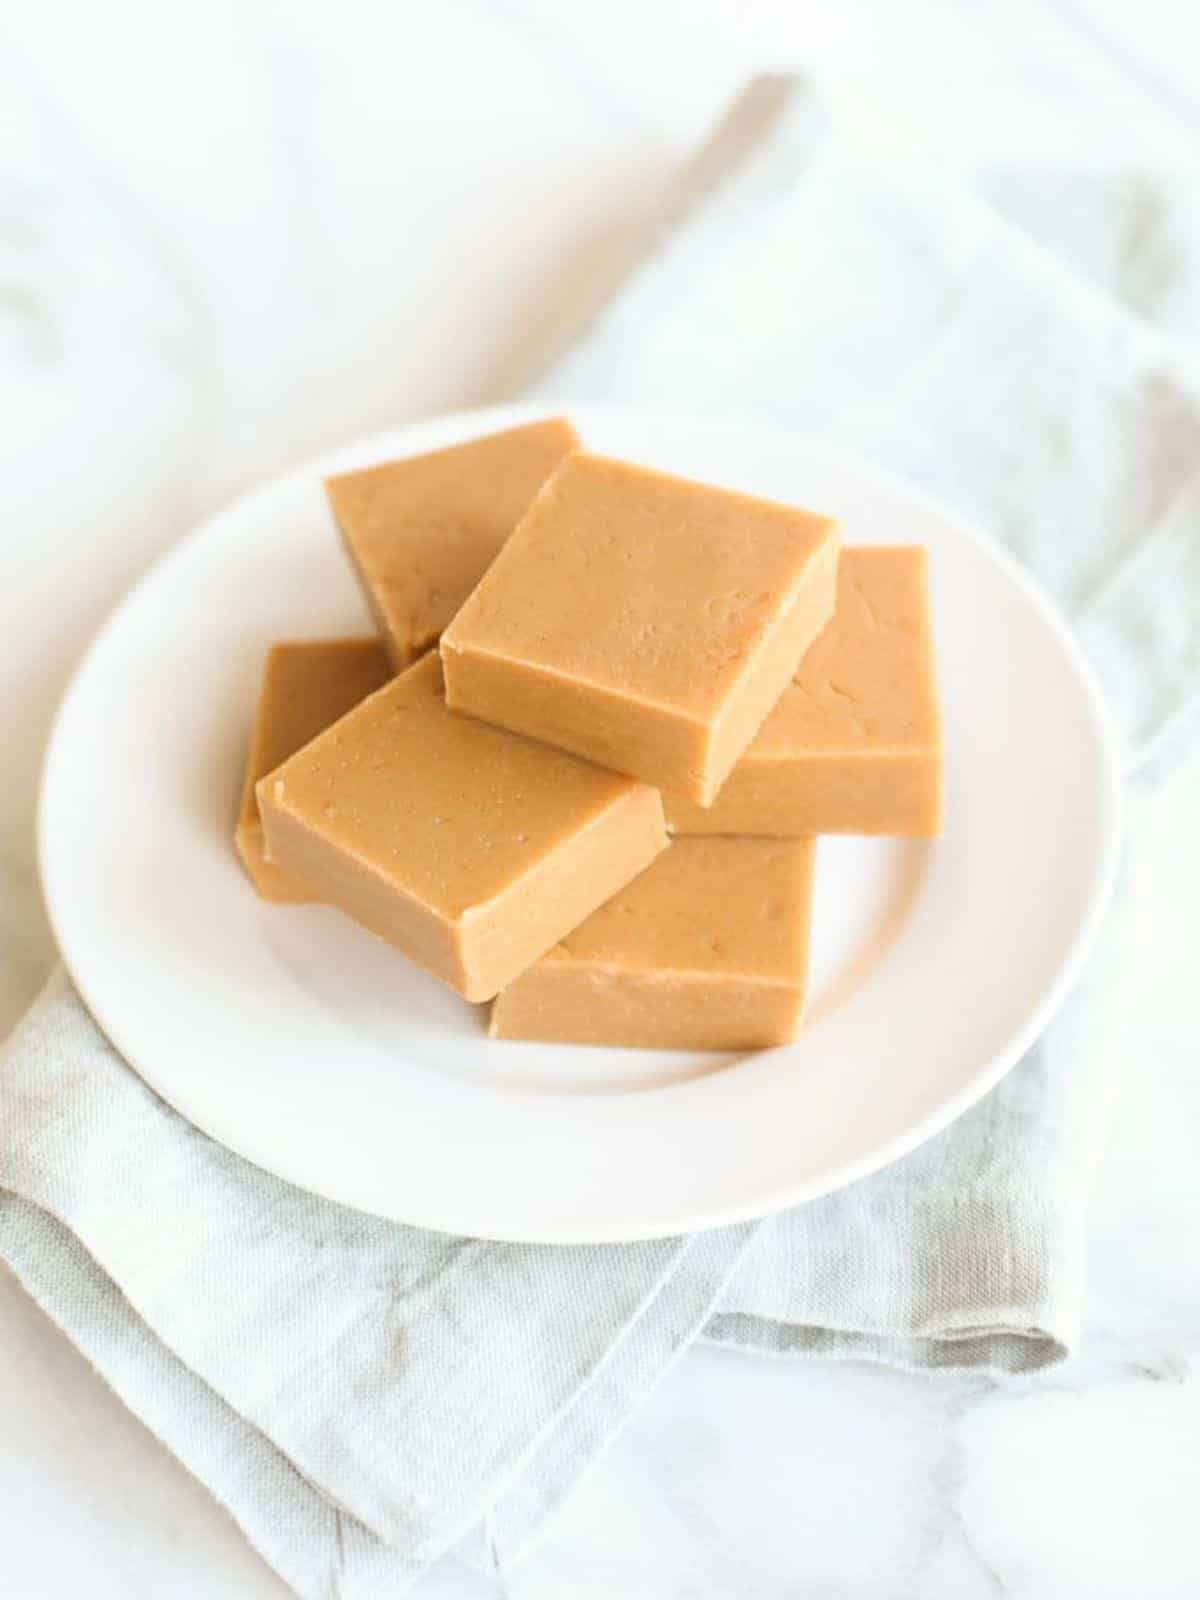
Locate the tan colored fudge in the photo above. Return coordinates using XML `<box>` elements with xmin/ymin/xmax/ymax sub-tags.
<box><xmin>441</xmin><ymin>452</ymin><xmax>839</xmax><ymax>805</ymax></box>
<box><xmin>489</xmin><ymin>836</ymin><xmax>816</xmax><ymax>1050</ymax></box>
<box><xmin>325</xmin><ymin>418</ymin><xmax>580</xmax><ymax>668</ymax></box>
<box><xmin>256</xmin><ymin>653</ymin><xmax>666</xmax><ymax>1002</ymax></box>
<box><xmin>664</xmin><ymin>547</ymin><xmax>942</xmax><ymax>837</ymax></box>
<box><xmin>235</xmin><ymin>638</ymin><xmax>392</xmax><ymax>901</ymax></box>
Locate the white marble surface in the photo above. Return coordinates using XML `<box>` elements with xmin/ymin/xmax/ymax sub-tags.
<box><xmin>3</xmin><ymin>1</ymin><xmax>1200</xmax><ymax>1595</ymax></box>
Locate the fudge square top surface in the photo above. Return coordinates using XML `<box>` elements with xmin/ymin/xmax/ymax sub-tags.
<box><xmin>543</xmin><ymin>835</ymin><xmax>813</xmax><ymax>985</ymax></box>
<box><xmin>256</xmin><ymin>652</ymin><xmax>665</xmax><ymax>1000</ymax></box>
<box><xmin>440</xmin><ymin>451</ymin><xmax>839</xmax><ymax>804</ymax></box>
<box><xmin>260</xmin><ymin>651</ymin><xmax>653</xmax><ymax>918</ymax></box>
<box><xmin>325</xmin><ymin>417</ymin><xmax>579</xmax><ymax>667</ymax></box>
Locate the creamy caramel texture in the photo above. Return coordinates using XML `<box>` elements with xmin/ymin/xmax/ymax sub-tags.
<box><xmin>664</xmin><ymin>547</ymin><xmax>943</xmax><ymax>837</ymax></box>
<box><xmin>257</xmin><ymin>652</ymin><xmax>666</xmax><ymax>1001</ymax></box>
<box><xmin>489</xmin><ymin>836</ymin><xmax>815</xmax><ymax>1049</ymax></box>
<box><xmin>440</xmin><ymin>452</ymin><xmax>839</xmax><ymax>805</ymax></box>
<box><xmin>326</xmin><ymin>418</ymin><xmax>580</xmax><ymax>668</ymax></box>
<box><xmin>235</xmin><ymin>638</ymin><xmax>392</xmax><ymax>901</ymax></box>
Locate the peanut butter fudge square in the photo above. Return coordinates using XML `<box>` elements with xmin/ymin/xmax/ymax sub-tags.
<box><xmin>441</xmin><ymin>452</ymin><xmax>838</xmax><ymax>805</ymax></box>
<box><xmin>257</xmin><ymin>652</ymin><xmax>666</xmax><ymax>1001</ymax></box>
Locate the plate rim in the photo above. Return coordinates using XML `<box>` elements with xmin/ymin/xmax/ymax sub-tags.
<box><xmin>37</xmin><ymin>402</ymin><xmax>1124</xmax><ymax>1242</ymax></box>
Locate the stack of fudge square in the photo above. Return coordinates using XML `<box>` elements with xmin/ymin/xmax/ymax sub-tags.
<box><xmin>236</xmin><ymin>418</ymin><xmax>943</xmax><ymax>1052</ymax></box>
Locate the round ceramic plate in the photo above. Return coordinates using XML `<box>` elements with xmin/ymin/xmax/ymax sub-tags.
<box><xmin>39</xmin><ymin>406</ymin><xmax>1120</xmax><ymax>1242</ymax></box>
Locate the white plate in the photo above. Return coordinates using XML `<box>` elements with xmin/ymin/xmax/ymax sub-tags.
<box><xmin>39</xmin><ymin>405</ymin><xmax>1120</xmax><ymax>1243</ymax></box>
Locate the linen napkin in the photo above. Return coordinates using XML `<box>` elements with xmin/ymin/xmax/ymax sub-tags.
<box><xmin>3</xmin><ymin>74</ymin><xmax>1198</xmax><ymax>1598</ymax></box>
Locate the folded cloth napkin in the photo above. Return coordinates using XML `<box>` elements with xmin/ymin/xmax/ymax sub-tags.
<box><xmin>3</xmin><ymin>75</ymin><xmax>1199</xmax><ymax>1598</ymax></box>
